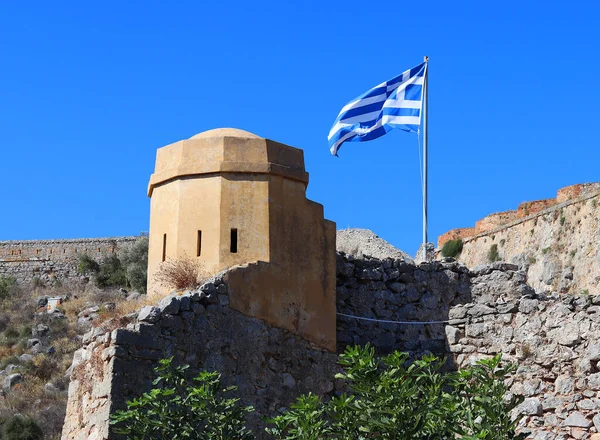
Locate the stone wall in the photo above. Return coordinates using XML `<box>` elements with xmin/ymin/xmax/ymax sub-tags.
<box><xmin>63</xmin><ymin>253</ymin><xmax>600</xmax><ymax>440</ymax></box>
<box><xmin>462</xmin><ymin>193</ymin><xmax>599</xmax><ymax>295</ymax></box>
<box><xmin>336</xmin><ymin>253</ymin><xmax>472</xmax><ymax>356</ymax></box>
<box><xmin>449</xmin><ymin>263</ymin><xmax>600</xmax><ymax>440</ymax></box>
<box><xmin>438</xmin><ymin>184</ymin><xmax>600</xmax><ymax>295</ymax></box>
<box><xmin>62</xmin><ymin>275</ymin><xmax>339</xmax><ymax>440</ymax></box>
<box><xmin>438</xmin><ymin>183</ymin><xmax>600</xmax><ymax>249</ymax></box>
<box><xmin>0</xmin><ymin>237</ymin><xmax>138</xmax><ymax>285</ymax></box>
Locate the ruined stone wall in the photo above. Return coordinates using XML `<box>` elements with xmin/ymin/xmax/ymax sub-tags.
<box><xmin>336</xmin><ymin>253</ymin><xmax>472</xmax><ymax>355</ymax></box>
<box><xmin>62</xmin><ymin>275</ymin><xmax>340</xmax><ymax>440</ymax></box>
<box><xmin>455</xmin><ymin>191</ymin><xmax>599</xmax><ymax>295</ymax></box>
<box><xmin>63</xmin><ymin>254</ymin><xmax>600</xmax><ymax>440</ymax></box>
<box><xmin>438</xmin><ymin>183</ymin><xmax>600</xmax><ymax>249</ymax></box>
<box><xmin>450</xmin><ymin>263</ymin><xmax>600</xmax><ymax>440</ymax></box>
<box><xmin>0</xmin><ymin>237</ymin><xmax>138</xmax><ymax>285</ymax></box>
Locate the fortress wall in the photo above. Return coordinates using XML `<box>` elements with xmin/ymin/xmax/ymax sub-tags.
<box><xmin>63</xmin><ymin>253</ymin><xmax>600</xmax><ymax>439</ymax></box>
<box><xmin>0</xmin><ymin>237</ymin><xmax>137</xmax><ymax>285</ymax></box>
<box><xmin>62</xmin><ymin>275</ymin><xmax>340</xmax><ymax>440</ymax></box>
<box><xmin>336</xmin><ymin>254</ymin><xmax>473</xmax><ymax>355</ymax></box>
<box><xmin>516</xmin><ymin>199</ymin><xmax>557</xmax><ymax>219</ymax></box>
<box><xmin>475</xmin><ymin>210</ymin><xmax>518</xmax><ymax>233</ymax></box>
<box><xmin>438</xmin><ymin>183</ymin><xmax>600</xmax><ymax>249</ymax></box>
<box><xmin>63</xmin><ymin>255</ymin><xmax>477</xmax><ymax>439</ymax></box>
<box><xmin>450</xmin><ymin>264</ymin><xmax>600</xmax><ymax>440</ymax></box>
<box><xmin>457</xmin><ymin>191</ymin><xmax>600</xmax><ymax>294</ymax></box>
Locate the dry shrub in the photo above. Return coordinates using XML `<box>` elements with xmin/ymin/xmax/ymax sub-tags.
<box><xmin>5</xmin><ymin>376</ymin><xmax>47</xmax><ymax>413</ymax></box>
<box><xmin>59</xmin><ymin>296</ymin><xmax>89</xmax><ymax>320</ymax></box>
<box><xmin>28</xmin><ymin>354</ymin><xmax>59</xmax><ymax>381</ymax></box>
<box><xmin>52</xmin><ymin>336</ymin><xmax>81</xmax><ymax>357</ymax></box>
<box><xmin>93</xmin><ymin>295</ymin><xmax>154</xmax><ymax>329</ymax></box>
<box><xmin>0</xmin><ymin>345</ymin><xmax>16</xmax><ymax>361</ymax></box>
<box><xmin>154</xmin><ymin>256</ymin><xmax>205</xmax><ymax>291</ymax></box>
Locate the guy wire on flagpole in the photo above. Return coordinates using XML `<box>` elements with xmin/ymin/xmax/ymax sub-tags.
<box><xmin>422</xmin><ymin>55</ymin><xmax>429</xmax><ymax>246</ymax></box>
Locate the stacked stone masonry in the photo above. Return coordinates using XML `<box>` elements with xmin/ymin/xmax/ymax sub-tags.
<box><xmin>438</xmin><ymin>183</ymin><xmax>600</xmax><ymax>248</ymax></box>
<box><xmin>62</xmin><ymin>253</ymin><xmax>600</xmax><ymax>440</ymax></box>
<box><xmin>438</xmin><ymin>183</ymin><xmax>600</xmax><ymax>295</ymax></box>
<box><xmin>62</xmin><ymin>276</ymin><xmax>340</xmax><ymax>440</ymax></box>
<box><xmin>0</xmin><ymin>237</ymin><xmax>137</xmax><ymax>285</ymax></box>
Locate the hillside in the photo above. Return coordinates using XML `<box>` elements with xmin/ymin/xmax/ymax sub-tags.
<box><xmin>438</xmin><ymin>182</ymin><xmax>600</xmax><ymax>294</ymax></box>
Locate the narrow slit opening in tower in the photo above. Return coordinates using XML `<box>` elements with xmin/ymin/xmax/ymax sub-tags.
<box><xmin>197</xmin><ymin>230</ymin><xmax>202</xmax><ymax>257</ymax></box>
<box><xmin>230</xmin><ymin>229</ymin><xmax>238</xmax><ymax>253</ymax></box>
<box><xmin>162</xmin><ymin>234</ymin><xmax>167</xmax><ymax>262</ymax></box>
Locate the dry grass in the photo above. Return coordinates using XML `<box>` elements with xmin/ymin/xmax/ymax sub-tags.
<box><xmin>93</xmin><ymin>295</ymin><xmax>155</xmax><ymax>329</ymax></box>
<box><xmin>2</xmin><ymin>375</ymin><xmax>66</xmax><ymax>437</ymax></box>
<box><xmin>0</xmin><ymin>282</ymin><xmax>140</xmax><ymax>439</ymax></box>
<box><xmin>154</xmin><ymin>256</ymin><xmax>206</xmax><ymax>291</ymax></box>
<box><xmin>60</xmin><ymin>296</ymin><xmax>89</xmax><ymax>320</ymax></box>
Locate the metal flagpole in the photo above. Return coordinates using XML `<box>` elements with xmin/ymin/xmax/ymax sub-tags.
<box><xmin>422</xmin><ymin>55</ymin><xmax>429</xmax><ymax>246</ymax></box>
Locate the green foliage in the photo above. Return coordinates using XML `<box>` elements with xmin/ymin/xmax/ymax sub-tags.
<box><xmin>95</xmin><ymin>254</ymin><xmax>127</xmax><ymax>289</ymax></box>
<box><xmin>31</xmin><ymin>277</ymin><xmax>44</xmax><ymax>289</ymax></box>
<box><xmin>119</xmin><ymin>236</ymin><xmax>149</xmax><ymax>294</ymax></box>
<box><xmin>1</xmin><ymin>415</ymin><xmax>44</xmax><ymax>440</ymax></box>
<box><xmin>80</xmin><ymin>237</ymin><xmax>148</xmax><ymax>293</ymax></box>
<box><xmin>541</xmin><ymin>247</ymin><xmax>550</xmax><ymax>255</ymax></box>
<box><xmin>110</xmin><ymin>357</ymin><xmax>254</xmax><ymax>440</ymax></box>
<box><xmin>268</xmin><ymin>345</ymin><xmax>525</xmax><ymax>440</ymax></box>
<box><xmin>0</xmin><ymin>355</ymin><xmax>19</xmax><ymax>370</ymax></box>
<box><xmin>113</xmin><ymin>349</ymin><xmax>524</xmax><ymax>440</ymax></box>
<box><xmin>441</xmin><ymin>239</ymin><xmax>463</xmax><ymax>258</ymax></box>
<box><xmin>451</xmin><ymin>356</ymin><xmax>525</xmax><ymax>439</ymax></box>
<box><xmin>77</xmin><ymin>254</ymin><xmax>100</xmax><ymax>275</ymax></box>
<box><xmin>487</xmin><ymin>244</ymin><xmax>500</xmax><ymax>263</ymax></box>
<box><xmin>0</xmin><ymin>276</ymin><xmax>16</xmax><ymax>301</ymax></box>
<box><xmin>18</xmin><ymin>325</ymin><xmax>31</xmax><ymax>338</ymax></box>
<box><xmin>560</xmin><ymin>216</ymin><xmax>566</xmax><ymax>226</ymax></box>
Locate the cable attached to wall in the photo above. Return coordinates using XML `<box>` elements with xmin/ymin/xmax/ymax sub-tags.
<box><xmin>337</xmin><ymin>312</ymin><xmax>451</xmax><ymax>325</ymax></box>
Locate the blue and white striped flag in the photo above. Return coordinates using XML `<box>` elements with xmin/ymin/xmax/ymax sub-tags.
<box><xmin>328</xmin><ymin>62</ymin><xmax>427</xmax><ymax>156</ymax></box>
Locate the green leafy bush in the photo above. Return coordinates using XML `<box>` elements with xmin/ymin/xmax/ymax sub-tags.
<box><xmin>1</xmin><ymin>415</ymin><xmax>44</xmax><ymax>440</ymax></box>
<box><xmin>79</xmin><ymin>237</ymin><xmax>148</xmax><ymax>293</ymax></box>
<box><xmin>119</xmin><ymin>236</ymin><xmax>149</xmax><ymax>293</ymax></box>
<box><xmin>488</xmin><ymin>244</ymin><xmax>500</xmax><ymax>262</ymax></box>
<box><xmin>110</xmin><ymin>357</ymin><xmax>254</xmax><ymax>440</ymax></box>
<box><xmin>113</xmin><ymin>347</ymin><xmax>524</xmax><ymax>440</ymax></box>
<box><xmin>0</xmin><ymin>276</ymin><xmax>16</xmax><ymax>301</ymax></box>
<box><xmin>77</xmin><ymin>254</ymin><xmax>100</xmax><ymax>274</ymax></box>
<box><xmin>441</xmin><ymin>239</ymin><xmax>463</xmax><ymax>258</ymax></box>
<box><xmin>31</xmin><ymin>277</ymin><xmax>44</xmax><ymax>289</ymax></box>
<box><xmin>95</xmin><ymin>254</ymin><xmax>127</xmax><ymax>289</ymax></box>
<box><xmin>268</xmin><ymin>345</ymin><xmax>524</xmax><ymax>440</ymax></box>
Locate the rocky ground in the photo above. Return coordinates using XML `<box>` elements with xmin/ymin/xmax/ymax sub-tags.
<box><xmin>0</xmin><ymin>280</ymin><xmax>142</xmax><ymax>439</ymax></box>
<box><xmin>336</xmin><ymin>228</ymin><xmax>414</xmax><ymax>262</ymax></box>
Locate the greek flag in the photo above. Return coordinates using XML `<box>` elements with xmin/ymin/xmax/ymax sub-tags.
<box><xmin>328</xmin><ymin>62</ymin><xmax>427</xmax><ymax>156</ymax></box>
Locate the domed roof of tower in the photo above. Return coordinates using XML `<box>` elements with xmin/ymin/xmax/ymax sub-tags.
<box><xmin>148</xmin><ymin>127</ymin><xmax>308</xmax><ymax>197</ymax></box>
<box><xmin>190</xmin><ymin>128</ymin><xmax>262</xmax><ymax>140</ymax></box>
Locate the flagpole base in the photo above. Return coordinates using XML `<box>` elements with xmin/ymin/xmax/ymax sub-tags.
<box><xmin>415</xmin><ymin>242</ymin><xmax>435</xmax><ymax>263</ymax></box>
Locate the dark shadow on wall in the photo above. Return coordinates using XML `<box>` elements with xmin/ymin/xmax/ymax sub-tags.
<box><xmin>335</xmin><ymin>252</ymin><xmax>474</xmax><ymax>371</ymax></box>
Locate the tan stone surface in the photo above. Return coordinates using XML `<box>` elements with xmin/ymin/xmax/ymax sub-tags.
<box><xmin>438</xmin><ymin>183</ymin><xmax>600</xmax><ymax>294</ymax></box>
<box><xmin>147</xmin><ymin>128</ymin><xmax>336</xmax><ymax>350</ymax></box>
<box><xmin>438</xmin><ymin>183</ymin><xmax>600</xmax><ymax>248</ymax></box>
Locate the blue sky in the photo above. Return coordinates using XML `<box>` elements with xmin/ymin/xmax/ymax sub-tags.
<box><xmin>1</xmin><ymin>1</ymin><xmax>599</xmax><ymax>256</ymax></box>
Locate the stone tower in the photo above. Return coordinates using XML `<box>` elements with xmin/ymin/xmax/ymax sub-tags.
<box><xmin>147</xmin><ymin>128</ymin><xmax>336</xmax><ymax>350</ymax></box>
